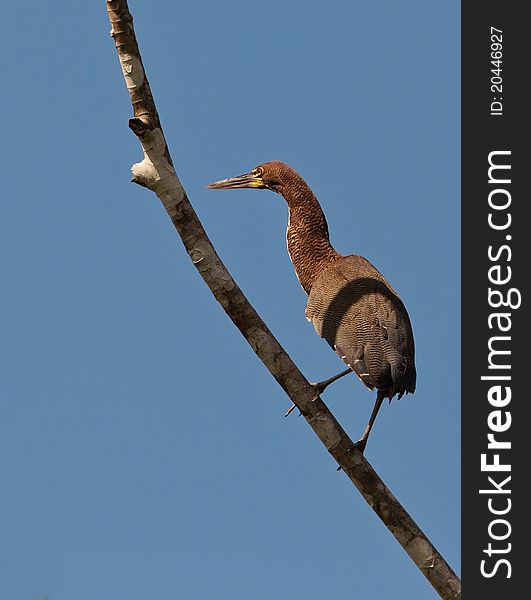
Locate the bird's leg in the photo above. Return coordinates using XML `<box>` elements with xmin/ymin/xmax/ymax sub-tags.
<box><xmin>355</xmin><ymin>390</ymin><xmax>386</xmax><ymax>453</ymax></box>
<box><xmin>285</xmin><ymin>368</ymin><xmax>353</xmax><ymax>417</ymax></box>
<box><xmin>336</xmin><ymin>390</ymin><xmax>387</xmax><ymax>469</ymax></box>
<box><xmin>311</xmin><ymin>368</ymin><xmax>353</xmax><ymax>400</ymax></box>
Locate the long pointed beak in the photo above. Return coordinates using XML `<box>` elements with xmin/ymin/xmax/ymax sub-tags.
<box><xmin>206</xmin><ymin>171</ymin><xmax>266</xmax><ymax>190</ymax></box>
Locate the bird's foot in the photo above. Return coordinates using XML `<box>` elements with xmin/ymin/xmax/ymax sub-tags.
<box><xmin>354</xmin><ymin>439</ymin><xmax>367</xmax><ymax>454</ymax></box>
<box><xmin>310</xmin><ymin>381</ymin><xmax>328</xmax><ymax>402</ymax></box>
<box><xmin>285</xmin><ymin>376</ymin><xmax>338</xmax><ymax>416</ymax></box>
<box><xmin>310</xmin><ymin>368</ymin><xmax>353</xmax><ymax>402</ymax></box>
<box><xmin>336</xmin><ymin>441</ymin><xmax>366</xmax><ymax>471</ymax></box>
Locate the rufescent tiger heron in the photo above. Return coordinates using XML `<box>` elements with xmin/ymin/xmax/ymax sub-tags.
<box><xmin>207</xmin><ymin>161</ymin><xmax>416</xmax><ymax>453</ymax></box>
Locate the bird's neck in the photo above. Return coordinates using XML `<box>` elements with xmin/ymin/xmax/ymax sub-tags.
<box><xmin>283</xmin><ymin>187</ymin><xmax>341</xmax><ymax>295</ymax></box>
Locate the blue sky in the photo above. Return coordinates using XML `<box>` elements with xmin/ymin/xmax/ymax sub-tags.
<box><xmin>0</xmin><ymin>2</ymin><xmax>459</xmax><ymax>598</ymax></box>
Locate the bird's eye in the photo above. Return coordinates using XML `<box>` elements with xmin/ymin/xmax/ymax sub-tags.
<box><xmin>253</xmin><ymin>167</ymin><xmax>263</xmax><ymax>177</ymax></box>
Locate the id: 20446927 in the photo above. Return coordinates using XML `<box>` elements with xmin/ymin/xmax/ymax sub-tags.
<box><xmin>490</xmin><ymin>27</ymin><xmax>503</xmax><ymax>116</ymax></box>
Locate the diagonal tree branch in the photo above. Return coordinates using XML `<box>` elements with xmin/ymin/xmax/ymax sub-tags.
<box><xmin>105</xmin><ymin>2</ymin><xmax>461</xmax><ymax>598</ymax></box>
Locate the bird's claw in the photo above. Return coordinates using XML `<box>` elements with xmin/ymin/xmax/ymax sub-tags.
<box><xmin>354</xmin><ymin>439</ymin><xmax>367</xmax><ymax>454</ymax></box>
<box><xmin>285</xmin><ymin>378</ymin><xmax>333</xmax><ymax>415</ymax></box>
<box><xmin>310</xmin><ymin>381</ymin><xmax>326</xmax><ymax>402</ymax></box>
<box><xmin>284</xmin><ymin>404</ymin><xmax>302</xmax><ymax>417</ymax></box>
<box><xmin>285</xmin><ymin>404</ymin><xmax>296</xmax><ymax>417</ymax></box>
<box><xmin>336</xmin><ymin>442</ymin><xmax>366</xmax><ymax>470</ymax></box>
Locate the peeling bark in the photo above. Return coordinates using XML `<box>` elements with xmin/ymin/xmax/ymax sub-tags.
<box><xmin>105</xmin><ymin>2</ymin><xmax>461</xmax><ymax>598</ymax></box>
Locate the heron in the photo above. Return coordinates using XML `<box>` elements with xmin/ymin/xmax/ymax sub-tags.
<box><xmin>207</xmin><ymin>160</ymin><xmax>416</xmax><ymax>452</ymax></box>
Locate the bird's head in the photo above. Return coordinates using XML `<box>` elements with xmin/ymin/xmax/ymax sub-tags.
<box><xmin>207</xmin><ymin>160</ymin><xmax>297</xmax><ymax>195</ymax></box>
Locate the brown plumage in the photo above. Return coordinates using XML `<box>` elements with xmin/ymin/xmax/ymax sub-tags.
<box><xmin>207</xmin><ymin>160</ymin><xmax>416</xmax><ymax>452</ymax></box>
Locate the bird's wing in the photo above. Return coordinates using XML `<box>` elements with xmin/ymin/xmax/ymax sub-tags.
<box><xmin>305</xmin><ymin>255</ymin><xmax>416</xmax><ymax>396</ymax></box>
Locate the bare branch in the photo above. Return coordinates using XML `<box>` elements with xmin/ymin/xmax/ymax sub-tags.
<box><xmin>105</xmin><ymin>2</ymin><xmax>461</xmax><ymax>598</ymax></box>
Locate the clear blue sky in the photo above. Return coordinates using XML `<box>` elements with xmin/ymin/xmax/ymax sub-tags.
<box><xmin>0</xmin><ymin>2</ymin><xmax>459</xmax><ymax>598</ymax></box>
